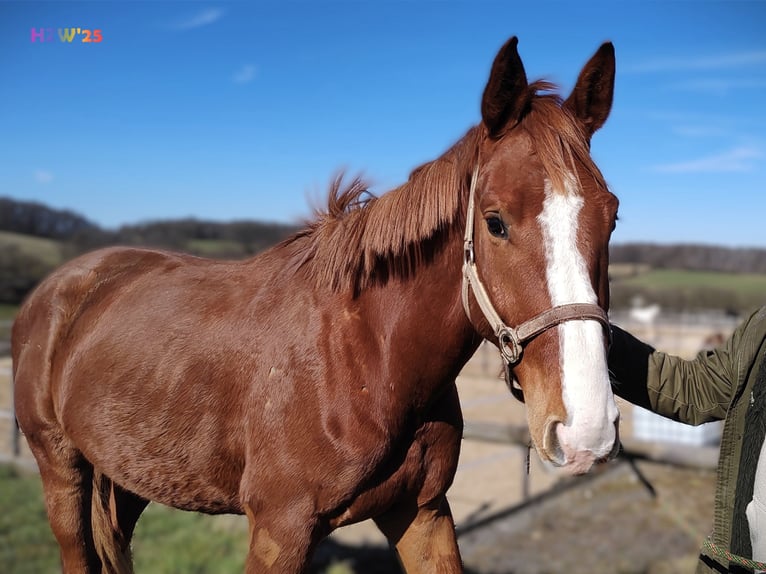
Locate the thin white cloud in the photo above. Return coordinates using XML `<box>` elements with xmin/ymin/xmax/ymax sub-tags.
<box><xmin>34</xmin><ymin>170</ymin><xmax>53</xmax><ymax>184</ymax></box>
<box><xmin>171</xmin><ymin>8</ymin><xmax>224</xmax><ymax>31</ymax></box>
<box><xmin>666</xmin><ymin>78</ymin><xmax>766</xmax><ymax>96</ymax></box>
<box><xmin>652</xmin><ymin>146</ymin><xmax>763</xmax><ymax>173</ymax></box>
<box><xmin>645</xmin><ymin>111</ymin><xmax>763</xmax><ymax>139</ymax></box>
<box><xmin>629</xmin><ymin>50</ymin><xmax>766</xmax><ymax>73</ymax></box>
<box><xmin>233</xmin><ymin>64</ymin><xmax>257</xmax><ymax>84</ymax></box>
<box><xmin>671</xmin><ymin>125</ymin><xmax>729</xmax><ymax>138</ymax></box>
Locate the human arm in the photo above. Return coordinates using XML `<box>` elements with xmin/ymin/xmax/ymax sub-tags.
<box><xmin>608</xmin><ymin>321</ymin><xmax>739</xmax><ymax>425</ymax></box>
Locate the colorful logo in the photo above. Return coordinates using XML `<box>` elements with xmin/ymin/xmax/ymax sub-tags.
<box><xmin>30</xmin><ymin>28</ymin><xmax>103</xmax><ymax>43</ymax></box>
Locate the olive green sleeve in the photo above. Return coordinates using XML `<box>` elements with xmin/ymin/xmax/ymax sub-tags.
<box><xmin>608</xmin><ymin>321</ymin><xmax>741</xmax><ymax>425</ymax></box>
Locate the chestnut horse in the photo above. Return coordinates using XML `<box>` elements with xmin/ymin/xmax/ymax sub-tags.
<box><xmin>13</xmin><ymin>37</ymin><xmax>619</xmax><ymax>573</ymax></box>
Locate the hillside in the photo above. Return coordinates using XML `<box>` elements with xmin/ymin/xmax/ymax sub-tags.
<box><xmin>608</xmin><ymin>245</ymin><xmax>766</xmax><ymax>313</ymax></box>
<box><xmin>0</xmin><ymin>197</ymin><xmax>298</xmax><ymax>304</ymax></box>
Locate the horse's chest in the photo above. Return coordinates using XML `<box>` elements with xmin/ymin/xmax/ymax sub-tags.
<box><xmin>328</xmin><ymin>413</ymin><xmax>463</xmax><ymax>529</ymax></box>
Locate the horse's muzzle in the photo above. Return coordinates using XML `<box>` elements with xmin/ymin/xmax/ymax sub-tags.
<box><xmin>543</xmin><ymin>415</ymin><xmax>620</xmax><ymax>475</ymax></box>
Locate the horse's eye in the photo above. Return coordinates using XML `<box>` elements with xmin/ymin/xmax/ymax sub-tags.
<box><xmin>485</xmin><ymin>215</ymin><xmax>508</xmax><ymax>239</ymax></box>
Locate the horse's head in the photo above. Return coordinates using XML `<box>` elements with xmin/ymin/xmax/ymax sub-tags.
<box><xmin>464</xmin><ymin>38</ymin><xmax>619</xmax><ymax>475</ymax></box>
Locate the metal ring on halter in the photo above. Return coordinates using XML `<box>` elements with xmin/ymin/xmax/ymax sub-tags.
<box><xmin>463</xmin><ymin>240</ymin><xmax>475</xmax><ymax>266</ymax></box>
<box><xmin>498</xmin><ymin>328</ymin><xmax>523</xmax><ymax>365</ymax></box>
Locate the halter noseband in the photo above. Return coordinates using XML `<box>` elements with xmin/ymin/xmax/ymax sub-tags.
<box><xmin>461</xmin><ymin>164</ymin><xmax>611</xmax><ymax>390</ymax></box>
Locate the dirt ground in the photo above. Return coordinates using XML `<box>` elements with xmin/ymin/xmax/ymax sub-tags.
<box><xmin>311</xmin><ymin>461</ymin><xmax>715</xmax><ymax>574</ymax></box>
<box><xmin>456</xmin><ymin>462</ymin><xmax>714</xmax><ymax>574</ymax></box>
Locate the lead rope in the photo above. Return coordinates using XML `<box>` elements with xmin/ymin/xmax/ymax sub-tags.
<box><xmin>701</xmin><ymin>539</ymin><xmax>766</xmax><ymax>571</ymax></box>
<box><xmin>645</xmin><ymin>470</ymin><xmax>766</xmax><ymax>570</ymax></box>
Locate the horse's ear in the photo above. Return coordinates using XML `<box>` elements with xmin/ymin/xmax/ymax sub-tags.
<box><xmin>563</xmin><ymin>42</ymin><xmax>615</xmax><ymax>138</ymax></box>
<box><xmin>481</xmin><ymin>36</ymin><xmax>529</xmax><ymax>139</ymax></box>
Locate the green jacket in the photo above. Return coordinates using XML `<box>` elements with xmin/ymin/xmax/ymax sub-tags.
<box><xmin>608</xmin><ymin>306</ymin><xmax>766</xmax><ymax>573</ymax></box>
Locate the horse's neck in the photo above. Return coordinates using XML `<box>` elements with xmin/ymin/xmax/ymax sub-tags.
<box><xmin>364</xmin><ymin>229</ymin><xmax>481</xmax><ymax>408</ymax></box>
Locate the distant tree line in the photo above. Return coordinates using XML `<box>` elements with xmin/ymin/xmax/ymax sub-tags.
<box><xmin>0</xmin><ymin>197</ymin><xmax>100</xmax><ymax>240</ymax></box>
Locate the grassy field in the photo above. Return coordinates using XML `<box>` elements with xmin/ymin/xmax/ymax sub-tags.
<box><xmin>610</xmin><ymin>268</ymin><xmax>766</xmax><ymax>312</ymax></box>
<box><xmin>0</xmin><ymin>464</ymin><xmax>60</xmax><ymax>574</ymax></box>
<box><xmin>1</xmin><ymin>226</ymin><xmax>762</xmax><ymax>315</ymax></box>
<box><xmin>0</xmin><ymin>464</ymin><xmax>252</xmax><ymax>573</ymax></box>
<box><xmin>0</xmin><ymin>304</ymin><xmax>16</xmax><ymax>345</ymax></box>
<box><xmin>617</xmin><ymin>268</ymin><xmax>766</xmax><ymax>295</ymax></box>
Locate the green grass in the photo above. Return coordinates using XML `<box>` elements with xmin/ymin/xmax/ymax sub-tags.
<box><xmin>133</xmin><ymin>506</ymin><xmax>249</xmax><ymax>573</ymax></box>
<box><xmin>0</xmin><ymin>231</ymin><xmax>64</xmax><ymax>268</ymax></box>
<box><xmin>0</xmin><ymin>304</ymin><xmax>18</xmax><ymax>321</ymax></box>
<box><xmin>0</xmin><ymin>464</ymin><xmax>60</xmax><ymax>574</ymax></box>
<box><xmin>618</xmin><ymin>269</ymin><xmax>766</xmax><ymax>295</ymax></box>
<box><xmin>0</xmin><ymin>303</ymin><xmax>18</xmax><ymax>345</ymax></box>
<box><xmin>609</xmin><ymin>268</ymin><xmax>766</xmax><ymax>312</ymax></box>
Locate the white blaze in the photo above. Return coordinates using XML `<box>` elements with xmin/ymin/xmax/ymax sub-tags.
<box><xmin>537</xmin><ymin>176</ymin><xmax>617</xmax><ymax>460</ymax></box>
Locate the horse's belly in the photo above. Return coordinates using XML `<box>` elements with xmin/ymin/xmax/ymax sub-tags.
<box><xmin>97</xmin><ymin>439</ymin><xmax>243</xmax><ymax>514</ymax></box>
<box><xmin>61</xmin><ymin>398</ymin><xmax>245</xmax><ymax>514</ymax></box>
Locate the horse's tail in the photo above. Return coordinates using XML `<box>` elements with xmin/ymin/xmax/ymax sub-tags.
<box><xmin>91</xmin><ymin>470</ymin><xmax>134</xmax><ymax>574</ymax></box>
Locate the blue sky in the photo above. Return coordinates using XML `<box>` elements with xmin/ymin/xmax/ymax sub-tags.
<box><xmin>1</xmin><ymin>1</ymin><xmax>765</xmax><ymax>247</ymax></box>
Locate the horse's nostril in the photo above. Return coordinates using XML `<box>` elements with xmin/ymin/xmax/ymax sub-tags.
<box><xmin>543</xmin><ymin>420</ymin><xmax>567</xmax><ymax>466</ymax></box>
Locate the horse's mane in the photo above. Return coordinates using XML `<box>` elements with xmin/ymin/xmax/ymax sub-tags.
<box><xmin>282</xmin><ymin>80</ymin><xmax>607</xmax><ymax>294</ymax></box>
<box><xmin>282</xmin><ymin>127</ymin><xmax>481</xmax><ymax>292</ymax></box>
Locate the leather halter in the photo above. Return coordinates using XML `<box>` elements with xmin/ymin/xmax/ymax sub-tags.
<box><xmin>461</xmin><ymin>163</ymin><xmax>611</xmax><ymax>384</ymax></box>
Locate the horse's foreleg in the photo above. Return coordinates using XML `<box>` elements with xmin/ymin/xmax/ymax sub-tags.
<box><xmin>242</xmin><ymin>497</ymin><xmax>322</xmax><ymax>574</ymax></box>
<box><xmin>374</xmin><ymin>496</ymin><xmax>463</xmax><ymax>574</ymax></box>
<box><xmin>373</xmin><ymin>384</ymin><xmax>464</xmax><ymax>573</ymax></box>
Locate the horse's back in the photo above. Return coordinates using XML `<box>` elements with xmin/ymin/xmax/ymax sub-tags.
<box><xmin>12</xmin><ymin>246</ymin><xmax>260</xmax><ymax>511</ymax></box>
<box><xmin>13</xmin><ymin>246</ymin><xmax>171</xmax><ymax>399</ymax></box>
<box><xmin>13</xmin><ymin>246</ymin><xmax>206</xmax><ymax>379</ymax></box>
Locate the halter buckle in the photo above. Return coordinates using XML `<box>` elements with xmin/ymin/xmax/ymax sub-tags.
<box><xmin>498</xmin><ymin>327</ymin><xmax>523</xmax><ymax>365</ymax></box>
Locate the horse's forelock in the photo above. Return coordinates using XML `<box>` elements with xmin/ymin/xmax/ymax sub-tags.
<box><xmin>521</xmin><ymin>82</ymin><xmax>608</xmax><ymax>194</ymax></box>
